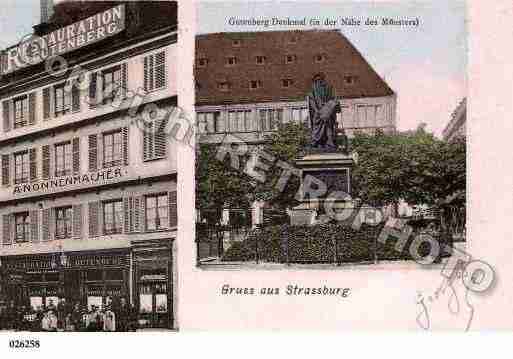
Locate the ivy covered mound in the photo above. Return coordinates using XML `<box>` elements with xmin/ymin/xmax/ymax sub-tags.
<box><xmin>221</xmin><ymin>223</ymin><xmax>449</xmax><ymax>264</ymax></box>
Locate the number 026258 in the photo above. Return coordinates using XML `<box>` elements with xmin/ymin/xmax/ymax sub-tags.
<box><xmin>8</xmin><ymin>339</ymin><xmax>40</xmax><ymax>349</ymax></box>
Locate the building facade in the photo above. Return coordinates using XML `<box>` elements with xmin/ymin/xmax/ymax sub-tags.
<box><xmin>194</xmin><ymin>30</ymin><xmax>396</xmax><ymax>234</ymax></box>
<box><xmin>0</xmin><ymin>1</ymin><xmax>178</xmax><ymax>329</ymax></box>
<box><xmin>442</xmin><ymin>97</ymin><xmax>466</xmax><ymax>142</ymax></box>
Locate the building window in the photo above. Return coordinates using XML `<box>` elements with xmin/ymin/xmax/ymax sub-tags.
<box><xmin>232</xmin><ymin>39</ymin><xmax>241</xmax><ymax>47</ymax></box>
<box><xmin>281</xmin><ymin>79</ymin><xmax>294</xmax><ymax>88</ymax></box>
<box><xmin>14</xmin><ymin>212</ymin><xmax>30</xmax><ymax>243</ymax></box>
<box><xmin>55</xmin><ymin>206</ymin><xmax>72</xmax><ymax>239</ymax></box>
<box><xmin>102</xmin><ymin>65</ymin><xmax>122</xmax><ymax>104</ymax></box>
<box><xmin>344</xmin><ymin>75</ymin><xmax>357</xmax><ymax>85</ymax></box>
<box><xmin>103</xmin><ymin>130</ymin><xmax>122</xmax><ymax>168</ymax></box>
<box><xmin>255</xmin><ymin>55</ymin><xmax>266</xmax><ymax>65</ymax></box>
<box><xmin>314</xmin><ymin>53</ymin><xmax>326</xmax><ymax>63</ymax></box>
<box><xmin>249</xmin><ymin>80</ymin><xmax>263</xmax><ymax>90</ymax></box>
<box><xmin>55</xmin><ymin>141</ymin><xmax>72</xmax><ymax>177</ymax></box>
<box><xmin>226</xmin><ymin>56</ymin><xmax>238</xmax><ymax>66</ymax></box>
<box><xmin>14</xmin><ymin>150</ymin><xmax>29</xmax><ymax>184</ymax></box>
<box><xmin>291</xmin><ymin>107</ymin><xmax>309</xmax><ymax>125</ymax></box>
<box><xmin>198</xmin><ymin>112</ymin><xmax>223</xmax><ymax>133</ymax></box>
<box><xmin>197</xmin><ymin>58</ymin><xmax>209</xmax><ymax>67</ymax></box>
<box><xmin>103</xmin><ymin>200</ymin><xmax>123</xmax><ymax>235</ymax></box>
<box><xmin>285</xmin><ymin>54</ymin><xmax>297</xmax><ymax>64</ymax></box>
<box><xmin>144</xmin><ymin>51</ymin><xmax>167</xmax><ymax>92</ymax></box>
<box><xmin>228</xmin><ymin>110</ymin><xmax>253</xmax><ymax>132</ymax></box>
<box><xmin>54</xmin><ymin>82</ymin><xmax>71</xmax><ymax>117</ymax></box>
<box><xmin>146</xmin><ymin>194</ymin><xmax>168</xmax><ymax>231</ymax></box>
<box><xmin>259</xmin><ymin>109</ymin><xmax>283</xmax><ymax>131</ymax></box>
<box><xmin>217</xmin><ymin>81</ymin><xmax>231</xmax><ymax>92</ymax></box>
<box><xmin>13</xmin><ymin>95</ymin><xmax>29</xmax><ymax>129</ymax></box>
<box><xmin>288</xmin><ymin>36</ymin><xmax>298</xmax><ymax>44</ymax></box>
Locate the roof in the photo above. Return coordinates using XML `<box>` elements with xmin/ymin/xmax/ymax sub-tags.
<box><xmin>442</xmin><ymin>97</ymin><xmax>466</xmax><ymax>140</ymax></box>
<box><xmin>195</xmin><ymin>30</ymin><xmax>394</xmax><ymax>106</ymax></box>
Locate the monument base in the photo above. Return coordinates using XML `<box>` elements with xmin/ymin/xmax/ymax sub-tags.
<box><xmin>290</xmin><ymin>152</ymin><xmax>356</xmax><ymax>226</ymax></box>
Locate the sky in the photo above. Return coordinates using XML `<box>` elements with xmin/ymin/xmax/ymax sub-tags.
<box><xmin>0</xmin><ymin>1</ymin><xmax>467</xmax><ymax>137</ymax></box>
<box><xmin>197</xmin><ymin>1</ymin><xmax>468</xmax><ymax>137</ymax></box>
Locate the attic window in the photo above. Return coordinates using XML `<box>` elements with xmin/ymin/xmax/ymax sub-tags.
<box><xmin>217</xmin><ymin>81</ymin><xmax>231</xmax><ymax>92</ymax></box>
<box><xmin>198</xmin><ymin>58</ymin><xmax>209</xmax><ymax>67</ymax></box>
<box><xmin>226</xmin><ymin>56</ymin><xmax>238</xmax><ymax>66</ymax></box>
<box><xmin>255</xmin><ymin>55</ymin><xmax>266</xmax><ymax>65</ymax></box>
<box><xmin>285</xmin><ymin>54</ymin><xmax>297</xmax><ymax>64</ymax></box>
<box><xmin>314</xmin><ymin>54</ymin><xmax>326</xmax><ymax>63</ymax></box>
<box><xmin>281</xmin><ymin>79</ymin><xmax>294</xmax><ymax>88</ymax></box>
<box><xmin>344</xmin><ymin>75</ymin><xmax>357</xmax><ymax>85</ymax></box>
<box><xmin>249</xmin><ymin>80</ymin><xmax>263</xmax><ymax>90</ymax></box>
<box><xmin>232</xmin><ymin>39</ymin><xmax>241</xmax><ymax>47</ymax></box>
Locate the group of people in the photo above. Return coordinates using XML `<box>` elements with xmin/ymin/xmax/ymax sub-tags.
<box><xmin>1</xmin><ymin>297</ymin><xmax>138</xmax><ymax>332</ymax></box>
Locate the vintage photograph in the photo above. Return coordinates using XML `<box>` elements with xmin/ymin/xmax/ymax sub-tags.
<box><xmin>195</xmin><ymin>2</ymin><xmax>467</xmax><ymax>268</ymax></box>
<box><xmin>0</xmin><ymin>1</ymin><xmax>178</xmax><ymax>331</ymax></box>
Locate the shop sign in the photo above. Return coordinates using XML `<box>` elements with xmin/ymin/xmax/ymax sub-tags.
<box><xmin>13</xmin><ymin>168</ymin><xmax>124</xmax><ymax>195</ymax></box>
<box><xmin>0</xmin><ymin>4</ymin><xmax>125</xmax><ymax>75</ymax></box>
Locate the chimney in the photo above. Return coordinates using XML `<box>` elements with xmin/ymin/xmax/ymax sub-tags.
<box><xmin>40</xmin><ymin>0</ymin><xmax>54</xmax><ymax>23</ymax></box>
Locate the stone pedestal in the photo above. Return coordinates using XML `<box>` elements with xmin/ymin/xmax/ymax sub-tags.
<box><xmin>290</xmin><ymin>152</ymin><xmax>356</xmax><ymax>226</ymax></box>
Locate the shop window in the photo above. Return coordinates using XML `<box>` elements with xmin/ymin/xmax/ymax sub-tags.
<box><xmin>105</xmin><ymin>269</ymin><xmax>124</xmax><ymax>281</ymax></box>
<box><xmin>86</xmin><ymin>269</ymin><xmax>103</xmax><ymax>282</ymax></box>
<box><xmin>14</xmin><ymin>150</ymin><xmax>29</xmax><ymax>184</ymax></box>
<box><xmin>54</xmin><ymin>82</ymin><xmax>71</xmax><ymax>117</ymax></box>
<box><xmin>228</xmin><ymin>110</ymin><xmax>253</xmax><ymax>132</ymax></box>
<box><xmin>102</xmin><ymin>65</ymin><xmax>122</xmax><ymax>104</ymax></box>
<box><xmin>144</xmin><ymin>51</ymin><xmax>167</xmax><ymax>92</ymax></box>
<box><xmin>155</xmin><ymin>294</ymin><xmax>168</xmax><ymax>313</ymax></box>
<box><xmin>54</xmin><ymin>141</ymin><xmax>72</xmax><ymax>177</ymax></box>
<box><xmin>13</xmin><ymin>95</ymin><xmax>29</xmax><ymax>128</ymax></box>
<box><xmin>145</xmin><ymin>194</ymin><xmax>168</xmax><ymax>231</ymax></box>
<box><xmin>103</xmin><ymin>199</ymin><xmax>123</xmax><ymax>235</ymax></box>
<box><xmin>103</xmin><ymin>130</ymin><xmax>122</xmax><ymax>168</ymax></box>
<box><xmin>55</xmin><ymin>206</ymin><xmax>72</xmax><ymax>239</ymax></box>
<box><xmin>291</xmin><ymin>107</ymin><xmax>309</xmax><ymax>124</ymax></box>
<box><xmin>259</xmin><ymin>109</ymin><xmax>282</xmax><ymax>131</ymax></box>
<box><xmin>197</xmin><ymin>111</ymin><xmax>223</xmax><ymax>133</ymax></box>
<box><xmin>14</xmin><ymin>211</ymin><xmax>29</xmax><ymax>243</ymax></box>
<box><xmin>45</xmin><ymin>272</ymin><xmax>59</xmax><ymax>282</ymax></box>
<box><xmin>30</xmin><ymin>297</ymin><xmax>43</xmax><ymax>311</ymax></box>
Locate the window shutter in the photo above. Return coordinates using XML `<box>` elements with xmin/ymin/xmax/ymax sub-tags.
<box><xmin>89</xmin><ymin>72</ymin><xmax>98</xmax><ymax>108</ymax></box>
<box><xmin>168</xmin><ymin>191</ymin><xmax>177</xmax><ymax>228</ymax></box>
<box><xmin>72</xmin><ymin>137</ymin><xmax>80</xmax><ymax>174</ymax></box>
<box><xmin>143</xmin><ymin>121</ymin><xmax>153</xmax><ymax>161</ymax></box>
<box><xmin>123</xmin><ymin>197</ymin><xmax>130</xmax><ymax>233</ymax></box>
<box><xmin>155</xmin><ymin>51</ymin><xmax>167</xmax><ymax>90</ymax></box>
<box><xmin>133</xmin><ymin>196</ymin><xmax>141</xmax><ymax>232</ymax></box>
<box><xmin>2</xmin><ymin>99</ymin><xmax>12</xmax><ymax>132</ymax></box>
<box><xmin>28</xmin><ymin>92</ymin><xmax>36</xmax><ymax>125</ymax></box>
<box><xmin>121</xmin><ymin>62</ymin><xmax>128</xmax><ymax>98</ymax></box>
<box><xmin>29</xmin><ymin>148</ymin><xmax>37</xmax><ymax>181</ymax></box>
<box><xmin>88</xmin><ymin>201</ymin><xmax>99</xmax><ymax>237</ymax></box>
<box><xmin>72</xmin><ymin>80</ymin><xmax>81</xmax><ymax>112</ymax></box>
<box><xmin>48</xmin><ymin>208</ymin><xmax>55</xmax><ymax>241</ymax></box>
<box><xmin>1</xmin><ymin>154</ymin><xmax>10</xmax><ymax>186</ymax></box>
<box><xmin>143</xmin><ymin>56</ymin><xmax>149</xmax><ymax>92</ymax></box>
<box><xmin>41</xmin><ymin>208</ymin><xmax>50</xmax><ymax>241</ymax></box>
<box><xmin>97</xmin><ymin>133</ymin><xmax>104</xmax><ymax>170</ymax></box>
<box><xmin>88</xmin><ymin>134</ymin><xmax>98</xmax><ymax>172</ymax></box>
<box><xmin>2</xmin><ymin>214</ymin><xmax>11</xmax><ymax>245</ymax></box>
<box><xmin>154</xmin><ymin>117</ymin><xmax>168</xmax><ymax>158</ymax></box>
<box><xmin>122</xmin><ymin>126</ymin><xmax>129</xmax><ymax>166</ymax></box>
<box><xmin>42</xmin><ymin>145</ymin><xmax>50</xmax><ymax>180</ymax></box>
<box><xmin>43</xmin><ymin>87</ymin><xmax>51</xmax><ymax>120</ymax></box>
<box><xmin>98</xmin><ymin>201</ymin><xmax>104</xmax><ymax>236</ymax></box>
<box><xmin>139</xmin><ymin>196</ymin><xmax>146</xmax><ymax>233</ymax></box>
<box><xmin>30</xmin><ymin>210</ymin><xmax>39</xmax><ymax>243</ymax></box>
<box><xmin>73</xmin><ymin>204</ymin><xmax>82</xmax><ymax>239</ymax></box>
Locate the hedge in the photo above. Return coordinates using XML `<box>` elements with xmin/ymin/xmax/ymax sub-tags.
<box><xmin>221</xmin><ymin>223</ymin><xmax>450</xmax><ymax>264</ymax></box>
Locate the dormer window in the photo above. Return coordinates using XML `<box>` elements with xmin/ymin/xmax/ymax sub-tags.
<box><xmin>232</xmin><ymin>39</ymin><xmax>241</xmax><ymax>47</ymax></box>
<box><xmin>281</xmin><ymin>79</ymin><xmax>294</xmax><ymax>88</ymax></box>
<box><xmin>217</xmin><ymin>81</ymin><xmax>231</xmax><ymax>92</ymax></box>
<box><xmin>285</xmin><ymin>54</ymin><xmax>297</xmax><ymax>64</ymax></box>
<box><xmin>198</xmin><ymin>57</ymin><xmax>209</xmax><ymax>67</ymax></box>
<box><xmin>344</xmin><ymin>75</ymin><xmax>357</xmax><ymax>85</ymax></box>
<box><xmin>249</xmin><ymin>80</ymin><xmax>263</xmax><ymax>90</ymax></box>
<box><xmin>226</xmin><ymin>56</ymin><xmax>238</xmax><ymax>66</ymax></box>
<box><xmin>314</xmin><ymin>53</ymin><xmax>326</xmax><ymax>63</ymax></box>
<box><xmin>255</xmin><ymin>55</ymin><xmax>266</xmax><ymax>65</ymax></box>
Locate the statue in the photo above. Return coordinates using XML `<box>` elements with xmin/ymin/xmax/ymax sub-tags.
<box><xmin>307</xmin><ymin>74</ymin><xmax>347</xmax><ymax>152</ymax></box>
